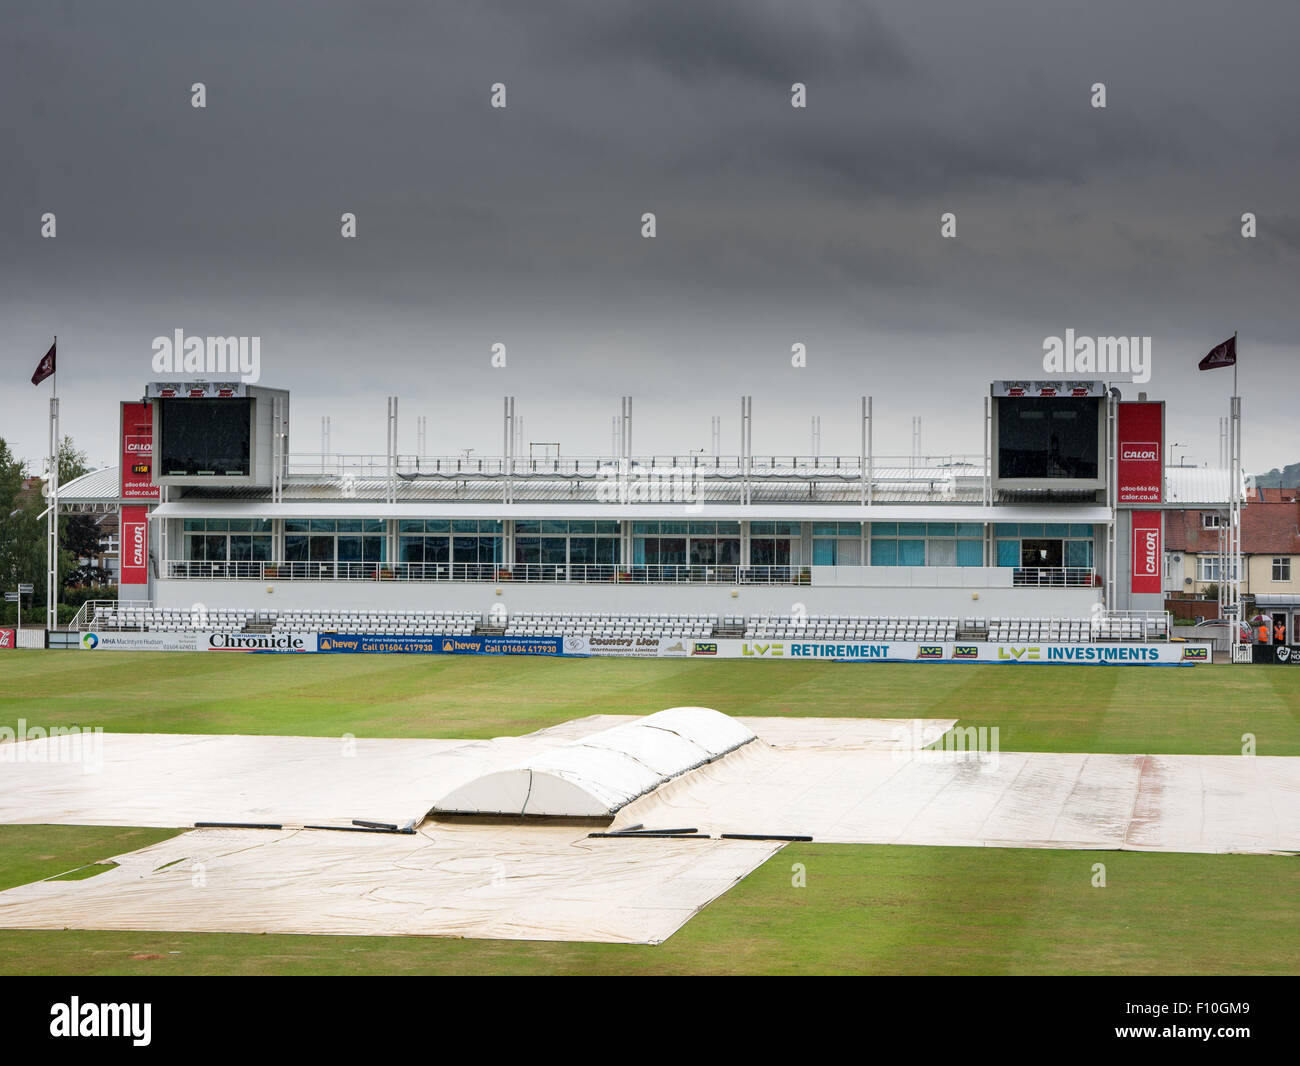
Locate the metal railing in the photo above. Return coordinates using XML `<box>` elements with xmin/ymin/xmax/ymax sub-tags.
<box><xmin>162</xmin><ymin>560</ymin><xmax>1107</xmax><ymax>589</ymax></box>
<box><xmin>284</xmin><ymin>452</ymin><xmax>988</xmax><ymax>480</ymax></box>
<box><xmin>163</xmin><ymin>560</ymin><xmax>815</xmax><ymax>585</ymax></box>
<box><xmin>1012</xmin><ymin>567</ymin><xmax>1097</xmax><ymax>588</ymax></box>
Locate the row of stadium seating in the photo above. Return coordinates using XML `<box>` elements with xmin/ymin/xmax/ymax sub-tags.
<box><xmin>90</xmin><ymin>605</ymin><xmax>478</xmax><ymax>635</ymax></box>
<box><xmin>505</xmin><ymin>611</ymin><xmax>717</xmax><ymax>637</ymax></box>
<box><xmin>273</xmin><ymin>610</ymin><xmax>478</xmax><ymax>634</ymax></box>
<box><xmin>92</xmin><ymin>606</ymin><xmax>248</xmax><ymax>630</ymax></box>
<box><xmin>745</xmin><ymin>615</ymin><xmax>961</xmax><ymax>640</ymax></box>
<box><xmin>987</xmin><ymin>617</ymin><xmax>1166</xmax><ymax>641</ymax></box>
<box><xmin>86</xmin><ymin>606</ymin><xmax>1168</xmax><ymax>642</ymax></box>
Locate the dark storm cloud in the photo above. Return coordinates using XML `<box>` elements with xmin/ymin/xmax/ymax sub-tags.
<box><xmin>531</xmin><ymin>0</ymin><xmax>915</xmax><ymax>84</ymax></box>
<box><xmin>1</xmin><ymin>1</ymin><xmax>1297</xmax><ymax>471</ymax></box>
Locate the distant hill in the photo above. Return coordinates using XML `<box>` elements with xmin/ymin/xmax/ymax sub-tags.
<box><xmin>1253</xmin><ymin>463</ymin><xmax>1300</xmax><ymax>488</ymax></box>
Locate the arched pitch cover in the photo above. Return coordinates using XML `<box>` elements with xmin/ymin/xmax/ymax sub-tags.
<box><xmin>431</xmin><ymin>707</ymin><xmax>757</xmax><ymax>818</ymax></box>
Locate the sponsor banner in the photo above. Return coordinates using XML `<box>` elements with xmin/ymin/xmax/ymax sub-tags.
<box><xmin>1251</xmin><ymin>644</ymin><xmax>1300</xmax><ymax>665</ymax></box>
<box><xmin>81</xmin><ymin>631</ymin><xmax>202</xmax><ymax>652</ymax></box>
<box><xmin>653</xmin><ymin>639</ymin><xmax>1207</xmax><ymax>665</ymax></box>
<box><xmin>579</xmin><ymin>635</ymin><xmax>665</xmax><ymax>657</ymax></box>
<box><xmin>0</xmin><ymin>628</ymin><xmax>14</xmax><ymax>650</ymax></box>
<box><xmin>147</xmin><ymin>381</ymin><xmax>246</xmax><ymax>399</ymax></box>
<box><xmin>317</xmin><ymin>634</ymin><xmax>563</xmax><ymax>656</ymax></box>
<box><xmin>562</xmin><ymin>635</ymin><xmax>690</xmax><ymax>658</ymax></box>
<box><xmin>992</xmin><ymin>380</ymin><xmax>1106</xmax><ymax>398</ymax></box>
<box><xmin>120</xmin><ymin>401</ymin><xmax>158</xmax><ymax>500</ymax></box>
<box><xmin>80</xmin><ymin>631</ymin><xmax>316</xmax><ymax>652</ymax></box>
<box><xmin>1131</xmin><ymin>511</ymin><xmax>1162</xmax><ymax>594</ymax></box>
<box><xmin>317</xmin><ymin>634</ymin><xmax>444</xmax><ymax>655</ymax></box>
<box><xmin>439</xmin><ymin>635</ymin><xmax>562</xmax><ymax>656</ymax></box>
<box><xmin>205</xmin><ymin>632</ymin><xmax>317</xmax><ymax>653</ymax></box>
<box><xmin>1117</xmin><ymin>401</ymin><xmax>1163</xmax><ymax>504</ymax></box>
<box><xmin>120</xmin><ymin>505</ymin><xmax>150</xmax><ymax>586</ymax></box>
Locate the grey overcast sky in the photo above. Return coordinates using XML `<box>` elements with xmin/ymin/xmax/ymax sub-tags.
<box><xmin>2</xmin><ymin>0</ymin><xmax>1297</xmax><ymax>472</ymax></box>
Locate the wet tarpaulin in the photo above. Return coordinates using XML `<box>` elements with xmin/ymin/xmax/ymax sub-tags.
<box><xmin>0</xmin><ymin>715</ymin><xmax>950</xmax><ymax>829</ymax></box>
<box><xmin>0</xmin><ymin>823</ymin><xmax>780</xmax><ymax>944</ymax></box>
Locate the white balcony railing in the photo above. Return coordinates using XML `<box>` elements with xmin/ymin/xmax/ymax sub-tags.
<box><xmin>162</xmin><ymin>560</ymin><xmax>1099</xmax><ymax>588</ymax></box>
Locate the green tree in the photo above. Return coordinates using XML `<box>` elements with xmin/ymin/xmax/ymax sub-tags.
<box><xmin>0</xmin><ymin>435</ymin><xmax>95</xmax><ymax>623</ymax></box>
<box><xmin>55</xmin><ymin>437</ymin><xmax>105</xmax><ymax>589</ymax></box>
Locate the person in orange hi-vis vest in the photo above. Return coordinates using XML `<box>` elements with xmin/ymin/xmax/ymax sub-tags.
<box><xmin>1275</xmin><ymin>619</ymin><xmax>1287</xmax><ymax>645</ymax></box>
<box><xmin>1257</xmin><ymin>619</ymin><xmax>1271</xmax><ymax>644</ymax></box>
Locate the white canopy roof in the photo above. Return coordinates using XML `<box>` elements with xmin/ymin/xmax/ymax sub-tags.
<box><xmin>433</xmin><ymin>707</ymin><xmax>757</xmax><ymax>818</ymax></box>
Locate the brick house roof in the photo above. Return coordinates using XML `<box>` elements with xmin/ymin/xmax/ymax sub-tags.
<box><xmin>1249</xmin><ymin>486</ymin><xmax>1300</xmax><ymax>503</ymax></box>
<box><xmin>1166</xmin><ymin>501</ymin><xmax>1300</xmax><ymax>554</ymax></box>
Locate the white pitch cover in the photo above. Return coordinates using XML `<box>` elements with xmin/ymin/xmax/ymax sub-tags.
<box><xmin>432</xmin><ymin>707</ymin><xmax>758</xmax><ymax>817</ymax></box>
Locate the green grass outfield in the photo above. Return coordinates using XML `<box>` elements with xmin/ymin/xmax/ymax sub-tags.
<box><xmin>0</xmin><ymin>651</ymin><xmax>1297</xmax><ymax>974</ymax></box>
<box><xmin>3</xmin><ymin>649</ymin><xmax>1299</xmax><ymax>754</ymax></box>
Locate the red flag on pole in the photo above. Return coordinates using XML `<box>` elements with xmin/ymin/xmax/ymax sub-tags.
<box><xmin>1198</xmin><ymin>335</ymin><xmax>1236</xmax><ymax>371</ymax></box>
<box><xmin>30</xmin><ymin>341</ymin><xmax>56</xmax><ymax>385</ymax></box>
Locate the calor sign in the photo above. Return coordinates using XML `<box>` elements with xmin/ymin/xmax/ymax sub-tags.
<box><xmin>1116</xmin><ymin>402</ymin><xmax>1164</xmax><ymax>504</ymax></box>
<box><xmin>120</xmin><ymin>506</ymin><xmax>149</xmax><ymax>586</ymax></box>
<box><xmin>1120</xmin><ymin>443</ymin><xmax>1159</xmax><ymax>463</ymax></box>
<box><xmin>1131</xmin><ymin>511</ymin><xmax>1162</xmax><ymax>594</ymax></box>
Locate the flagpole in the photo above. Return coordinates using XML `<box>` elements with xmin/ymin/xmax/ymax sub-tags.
<box><xmin>1230</xmin><ymin>330</ymin><xmax>1241</xmax><ymax>649</ymax></box>
<box><xmin>47</xmin><ymin>336</ymin><xmax>59</xmax><ymax>631</ymax></box>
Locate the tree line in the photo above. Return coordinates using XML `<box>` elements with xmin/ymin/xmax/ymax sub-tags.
<box><xmin>0</xmin><ymin>435</ymin><xmax>109</xmax><ymax>624</ymax></box>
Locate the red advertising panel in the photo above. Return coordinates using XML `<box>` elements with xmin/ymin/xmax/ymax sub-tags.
<box><xmin>1131</xmin><ymin>510</ymin><xmax>1162</xmax><ymax>594</ymax></box>
<box><xmin>0</xmin><ymin>629</ymin><xmax>14</xmax><ymax>650</ymax></box>
<box><xmin>120</xmin><ymin>505</ymin><xmax>150</xmax><ymax>586</ymax></box>
<box><xmin>120</xmin><ymin>401</ymin><xmax>158</xmax><ymax>500</ymax></box>
<box><xmin>1117</xmin><ymin>401</ymin><xmax>1163</xmax><ymax>504</ymax></box>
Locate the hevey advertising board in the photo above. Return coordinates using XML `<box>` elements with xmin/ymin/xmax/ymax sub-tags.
<box><xmin>316</xmin><ymin>634</ymin><xmax>563</xmax><ymax>655</ymax></box>
<box><xmin>1130</xmin><ymin>510</ymin><xmax>1163</xmax><ymax>595</ymax></box>
<box><xmin>1116</xmin><ymin>401</ymin><xmax>1163</xmax><ymax>504</ymax></box>
<box><xmin>80</xmin><ymin>631</ymin><xmax>317</xmax><ymax>652</ymax></box>
<box><xmin>120</xmin><ymin>401</ymin><xmax>159</xmax><ymax>500</ymax></box>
